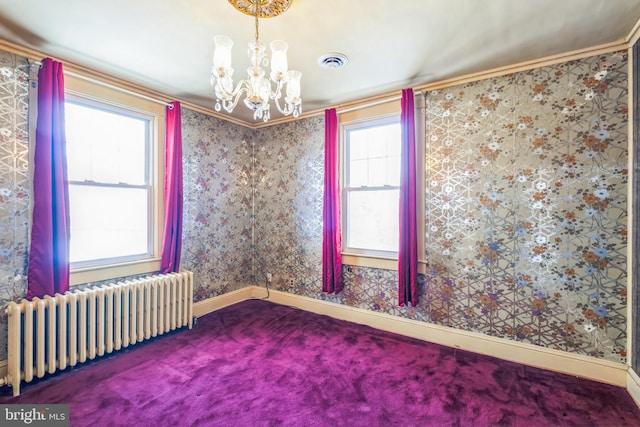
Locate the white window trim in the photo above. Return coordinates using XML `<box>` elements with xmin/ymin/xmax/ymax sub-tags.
<box><xmin>64</xmin><ymin>74</ymin><xmax>165</xmax><ymax>286</ymax></box>
<box><xmin>342</xmin><ymin>114</ymin><xmax>400</xmax><ymax>258</ymax></box>
<box><xmin>339</xmin><ymin>95</ymin><xmax>426</xmax><ymax>273</ymax></box>
<box><xmin>65</xmin><ymin>96</ymin><xmax>154</xmax><ymax>267</ymax></box>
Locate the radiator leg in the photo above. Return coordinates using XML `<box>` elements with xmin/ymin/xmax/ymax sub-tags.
<box><xmin>7</xmin><ymin>302</ymin><xmax>22</xmax><ymax>396</ymax></box>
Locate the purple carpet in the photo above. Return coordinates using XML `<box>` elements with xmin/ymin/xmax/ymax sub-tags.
<box><xmin>1</xmin><ymin>299</ymin><xmax>639</xmax><ymax>426</ymax></box>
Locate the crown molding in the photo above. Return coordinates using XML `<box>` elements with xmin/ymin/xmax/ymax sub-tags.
<box><xmin>0</xmin><ymin>38</ymin><xmax>253</xmax><ymax>129</ymax></box>
<box><xmin>415</xmin><ymin>39</ymin><xmax>628</xmax><ymax>93</ymax></box>
<box><xmin>257</xmin><ymin>38</ymin><xmax>631</xmax><ymax>128</ymax></box>
<box><xmin>0</xmin><ymin>33</ymin><xmax>634</xmax><ymax>130</ymax></box>
<box><xmin>626</xmin><ymin>16</ymin><xmax>640</xmax><ymax>46</ymax></box>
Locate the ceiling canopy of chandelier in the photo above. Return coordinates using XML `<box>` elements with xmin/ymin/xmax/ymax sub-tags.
<box><xmin>211</xmin><ymin>0</ymin><xmax>302</xmax><ymax>123</ymax></box>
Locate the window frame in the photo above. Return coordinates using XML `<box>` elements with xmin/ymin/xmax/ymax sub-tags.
<box><xmin>339</xmin><ymin>97</ymin><xmax>425</xmax><ymax>271</ymax></box>
<box><xmin>63</xmin><ymin>73</ymin><xmax>165</xmax><ymax>286</ymax></box>
<box><xmin>65</xmin><ymin>97</ymin><xmax>154</xmax><ymax>267</ymax></box>
<box><xmin>342</xmin><ymin>114</ymin><xmax>401</xmax><ymax>259</ymax></box>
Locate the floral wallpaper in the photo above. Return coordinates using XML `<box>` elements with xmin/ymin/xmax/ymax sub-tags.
<box><xmin>0</xmin><ymin>46</ymin><xmax>632</xmax><ymax>366</ymax></box>
<box><xmin>423</xmin><ymin>51</ymin><xmax>629</xmax><ymax>362</ymax></box>
<box><xmin>252</xmin><ymin>117</ymin><xmax>325</xmax><ymax>291</ymax></box>
<box><xmin>257</xmin><ymin>51</ymin><xmax>630</xmax><ymax>363</ymax></box>
<box><xmin>180</xmin><ymin>108</ymin><xmax>256</xmax><ymax>301</ymax></box>
<box><xmin>0</xmin><ymin>51</ymin><xmax>29</xmax><ymax>361</ymax></box>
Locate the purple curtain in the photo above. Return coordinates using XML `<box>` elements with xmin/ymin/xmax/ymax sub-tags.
<box><xmin>398</xmin><ymin>88</ymin><xmax>418</xmax><ymax>306</ymax></box>
<box><xmin>322</xmin><ymin>108</ymin><xmax>344</xmax><ymax>294</ymax></box>
<box><xmin>27</xmin><ymin>58</ymin><xmax>70</xmax><ymax>299</ymax></box>
<box><xmin>160</xmin><ymin>102</ymin><xmax>183</xmax><ymax>273</ymax></box>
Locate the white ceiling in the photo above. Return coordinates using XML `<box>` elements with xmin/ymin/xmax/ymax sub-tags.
<box><xmin>0</xmin><ymin>0</ymin><xmax>639</xmax><ymax>126</ymax></box>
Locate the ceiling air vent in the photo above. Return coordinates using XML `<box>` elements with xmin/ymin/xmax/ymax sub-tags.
<box><xmin>317</xmin><ymin>53</ymin><xmax>349</xmax><ymax>70</ymax></box>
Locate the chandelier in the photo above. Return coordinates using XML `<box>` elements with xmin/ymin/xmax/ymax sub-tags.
<box><xmin>210</xmin><ymin>0</ymin><xmax>302</xmax><ymax>122</ymax></box>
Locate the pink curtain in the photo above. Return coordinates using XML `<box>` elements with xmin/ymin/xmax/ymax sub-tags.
<box><xmin>27</xmin><ymin>58</ymin><xmax>70</xmax><ymax>299</ymax></box>
<box><xmin>398</xmin><ymin>88</ymin><xmax>418</xmax><ymax>306</ymax></box>
<box><xmin>322</xmin><ymin>108</ymin><xmax>344</xmax><ymax>293</ymax></box>
<box><xmin>160</xmin><ymin>102</ymin><xmax>183</xmax><ymax>273</ymax></box>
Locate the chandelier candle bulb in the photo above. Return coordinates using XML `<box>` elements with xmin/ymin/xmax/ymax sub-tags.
<box><xmin>213</xmin><ymin>36</ymin><xmax>233</xmax><ymax>76</ymax></box>
<box><xmin>269</xmin><ymin>40</ymin><xmax>288</xmax><ymax>80</ymax></box>
<box><xmin>286</xmin><ymin>70</ymin><xmax>301</xmax><ymax>99</ymax></box>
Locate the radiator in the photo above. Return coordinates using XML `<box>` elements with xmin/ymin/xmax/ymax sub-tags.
<box><xmin>2</xmin><ymin>270</ymin><xmax>193</xmax><ymax>396</ymax></box>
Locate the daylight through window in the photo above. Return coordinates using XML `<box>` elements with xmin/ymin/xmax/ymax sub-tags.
<box><xmin>343</xmin><ymin>118</ymin><xmax>401</xmax><ymax>255</ymax></box>
<box><xmin>65</xmin><ymin>100</ymin><xmax>153</xmax><ymax>266</ymax></box>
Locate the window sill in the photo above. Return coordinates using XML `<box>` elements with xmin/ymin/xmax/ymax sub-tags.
<box><xmin>70</xmin><ymin>258</ymin><xmax>161</xmax><ymax>286</ymax></box>
<box><xmin>342</xmin><ymin>253</ymin><xmax>397</xmax><ymax>270</ymax></box>
<box><xmin>342</xmin><ymin>253</ymin><xmax>428</xmax><ymax>274</ymax></box>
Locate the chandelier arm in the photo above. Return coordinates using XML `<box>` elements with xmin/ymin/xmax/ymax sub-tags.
<box><xmin>276</xmin><ymin>94</ymin><xmax>302</xmax><ymax>117</ymax></box>
<box><xmin>219</xmin><ymin>82</ymin><xmax>252</xmax><ymax>113</ymax></box>
<box><xmin>273</xmin><ymin>95</ymin><xmax>295</xmax><ymax>116</ymax></box>
<box><xmin>214</xmin><ymin>77</ymin><xmax>252</xmax><ymax>101</ymax></box>
<box><xmin>268</xmin><ymin>78</ymin><xmax>284</xmax><ymax>101</ymax></box>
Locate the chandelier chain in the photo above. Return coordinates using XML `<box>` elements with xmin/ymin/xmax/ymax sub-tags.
<box><xmin>254</xmin><ymin>2</ymin><xmax>260</xmax><ymax>44</ymax></box>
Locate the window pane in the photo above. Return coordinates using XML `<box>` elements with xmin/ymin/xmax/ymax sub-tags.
<box><xmin>347</xmin><ymin>123</ymin><xmax>400</xmax><ymax>187</ymax></box>
<box><xmin>69</xmin><ymin>185</ymin><xmax>149</xmax><ymax>263</ymax></box>
<box><xmin>65</xmin><ymin>102</ymin><xmax>148</xmax><ymax>185</ymax></box>
<box><xmin>368</xmin><ymin>157</ymin><xmax>392</xmax><ymax>186</ymax></box>
<box><xmin>347</xmin><ymin>189</ymin><xmax>399</xmax><ymax>252</ymax></box>
<box><xmin>349</xmin><ymin>159</ymin><xmax>369</xmax><ymax>187</ymax></box>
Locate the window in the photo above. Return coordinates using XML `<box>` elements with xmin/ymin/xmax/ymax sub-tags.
<box><xmin>340</xmin><ymin>97</ymin><xmax>425</xmax><ymax>271</ymax></box>
<box><xmin>65</xmin><ymin>101</ymin><xmax>152</xmax><ymax>264</ymax></box>
<box><xmin>342</xmin><ymin>115</ymin><xmax>401</xmax><ymax>258</ymax></box>
<box><xmin>63</xmin><ymin>74</ymin><xmax>165</xmax><ymax>285</ymax></box>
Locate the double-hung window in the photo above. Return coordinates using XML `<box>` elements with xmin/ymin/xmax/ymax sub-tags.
<box><xmin>340</xmin><ymin>97</ymin><xmax>424</xmax><ymax>271</ymax></box>
<box><xmin>342</xmin><ymin>113</ymin><xmax>401</xmax><ymax>260</ymax></box>
<box><xmin>63</xmin><ymin>75</ymin><xmax>164</xmax><ymax>285</ymax></box>
<box><xmin>66</xmin><ymin>100</ymin><xmax>151</xmax><ymax>264</ymax></box>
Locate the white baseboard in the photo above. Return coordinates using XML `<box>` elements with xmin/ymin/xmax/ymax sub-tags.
<box><xmin>249</xmin><ymin>286</ymin><xmax>629</xmax><ymax>387</ymax></box>
<box><xmin>1</xmin><ymin>286</ymin><xmax>633</xmax><ymax>402</ymax></box>
<box><xmin>192</xmin><ymin>286</ymin><xmax>254</xmax><ymax>318</ymax></box>
<box><xmin>628</xmin><ymin>368</ymin><xmax>640</xmax><ymax>407</ymax></box>
<box><xmin>102</xmin><ymin>285</ymin><xmax>636</xmax><ymax>403</ymax></box>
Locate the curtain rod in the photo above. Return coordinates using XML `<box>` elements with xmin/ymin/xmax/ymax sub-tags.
<box><xmin>29</xmin><ymin>60</ymin><xmax>174</xmax><ymax>109</ymax></box>
<box><xmin>64</xmin><ymin>70</ymin><xmax>174</xmax><ymax>109</ymax></box>
<box><xmin>336</xmin><ymin>89</ymin><xmax>426</xmax><ymax>115</ymax></box>
<box><xmin>337</xmin><ymin>96</ymin><xmax>401</xmax><ymax>115</ymax></box>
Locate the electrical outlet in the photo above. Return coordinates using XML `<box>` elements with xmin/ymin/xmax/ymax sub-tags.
<box><xmin>289</xmin><ymin>277</ymin><xmax>294</xmax><ymax>287</ymax></box>
<box><xmin>266</xmin><ymin>273</ymin><xmax>273</xmax><ymax>283</ymax></box>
